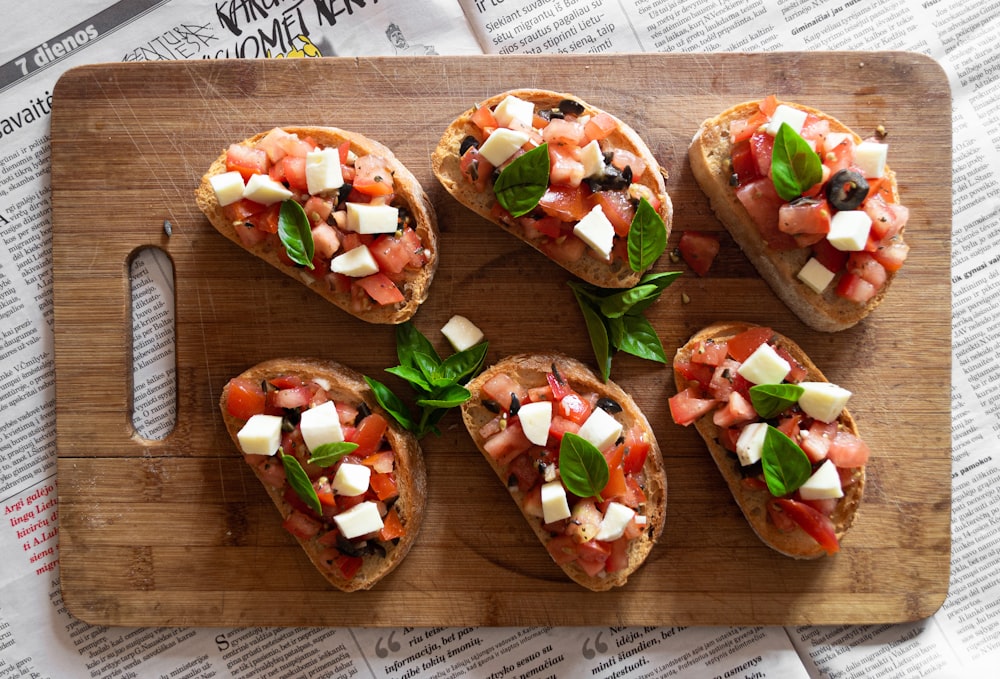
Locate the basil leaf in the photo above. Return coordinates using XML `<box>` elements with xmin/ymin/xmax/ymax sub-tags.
<box><xmin>558</xmin><ymin>433</ymin><xmax>610</xmax><ymax>500</ymax></box>
<box><xmin>571</xmin><ymin>286</ymin><xmax>612</xmax><ymax>382</ymax></box>
<box><xmin>280</xmin><ymin>453</ymin><xmax>321</xmax><ymax>515</ymax></box>
<box><xmin>433</xmin><ymin>342</ymin><xmax>489</xmax><ymax>386</ymax></box>
<box><xmin>614</xmin><ymin>315</ymin><xmax>667</xmax><ymax>363</ymax></box>
<box><xmin>598</xmin><ymin>283</ymin><xmax>662</xmax><ymax>319</ymax></box>
<box><xmin>750</xmin><ymin>383</ymin><xmax>805</xmax><ymax>419</ymax></box>
<box><xmin>771</xmin><ymin>123</ymin><xmax>823</xmax><ymax>201</ymax></box>
<box><xmin>308</xmin><ymin>441</ymin><xmax>359</xmax><ymax>467</ymax></box>
<box><xmin>364</xmin><ymin>376</ymin><xmax>415</xmax><ymax>431</ymax></box>
<box><xmin>411</xmin><ymin>351</ymin><xmax>442</xmax><ymax>384</ymax></box>
<box><xmin>761</xmin><ymin>425</ymin><xmax>812</xmax><ymax>497</ymax></box>
<box><xmin>416</xmin><ymin>383</ymin><xmax>471</xmax><ymax>409</ymax></box>
<box><xmin>494</xmin><ymin>143</ymin><xmax>550</xmax><ymax>218</ymax></box>
<box><xmin>277</xmin><ymin>200</ymin><xmax>315</xmax><ymax>269</ymax></box>
<box><xmin>626</xmin><ymin>197</ymin><xmax>667</xmax><ymax>273</ymax></box>
<box><xmin>396</xmin><ymin>322</ymin><xmax>440</xmax><ymax>369</ymax></box>
<box><xmin>415</xmin><ymin>407</ymin><xmax>450</xmax><ymax>438</ymax></box>
<box><xmin>384</xmin><ymin>365</ymin><xmax>432</xmax><ymax>392</ymax></box>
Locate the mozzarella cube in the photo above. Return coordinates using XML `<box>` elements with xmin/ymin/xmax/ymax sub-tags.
<box><xmin>797</xmin><ymin>257</ymin><xmax>836</xmax><ymax>294</ymax></box>
<box><xmin>298</xmin><ymin>400</ymin><xmax>345</xmax><ymax>452</ymax></box>
<box><xmin>595</xmin><ymin>502</ymin><xmax>636</xmax><ymax>542</ymax></box>
<box><xmin>827</xmin><ymin>210</ymin><xmax>872</xmax><ymax>251</ymax></box>
<box><xmin>735</xmin><ymin>421</ymin><xmax>769</xmax><ymax>467</ymax></box>
<box><xmin>541</xmin><ymin>480</ymin><xmax>571</xmax><ymax>524</ymax></box>
<box><xmin>765</xmin><ymin>104</ymin><xmax>808</xmax><ymax>136</ymax></box>
<box><xmin>518</xmin><ymin>401</ymin><xmax>552</xmax><ymax>446</ymax></box>
<box><xmin>577</xmin><ymin>407</ymin><xmax>623</xmax><ymax>452</ymax></box>
<box><xmin>854</xmin><ymin>141</ymin><xmax>888</xmax><ymax>178</ymax></box>
<box><xmin>579</xmin><ymin>139</ymin><xmax>605</xmax><ymax>178</ymax></box>
<box><xmin>331</xmin><ymin>245</ymin><xmax>379</xmax><ymax>277</ymax></box>
<box><xmin>305</xmin><ymin>147</ymin><xmax>345</xmax><ymax>195</ymax></box>
<box><xmin>345</xmin><ymin>203</ymin><xmax>399</xmax><ymax>234</ymax></box>
<box><xmin>242</xmin><ymin>173</ymin><xmax>293</xmax><ymax>205</ymax></box>
<box><xmin>573</xmin><ymin>205</ymin><xmax>615</xmax><ymax>261</ymax></box>
<box><xmin>798</xmin><ymin>459</ymin><xmax>844</xmax><ymax>500</ymax></box>
<box><xmin>492</xmin><ymin>95</ymin><xmax>535</xmax><ymax>128</ymax></box>
<box><xmin>332</xmin><ymin>462</ymin><xmax>371</xmax><ymax>497</ymax></box>
<box><xmin>441</xmin><ymin>315</ymin><xmax>484</xmax><ymax>352</ymax></box>
<box><xmin>334</xmin><ymin>501</ymin><xmax>384</xmax><ymax>539</ymax></box>
<box><xmin>797</xmin><ymin>382</ymin><xmax>852</xmax><ymax>423</ymax></box>
<box><xmin>210</xmin><ymin>170</ymin><xmax>246</xmax><ymax>206</ymax></box>
<box><xmin>236</xmin><ymin>414</ymin><xmax>283</xmax><ymax>456</ymax></box>
<box><xmin>477</xmin><ymin>127</ymin><xmax>531</xmax><ymax>166</ymax></box>
<box><xmin>737</xmin><ymin>343</ymin><xmax>790</xmax><ymax>385</ymax></box>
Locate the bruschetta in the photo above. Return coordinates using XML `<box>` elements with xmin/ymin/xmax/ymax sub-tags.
<box><xmin>461</xmin><ymin>353</ymin><xmax>666</xmax><ymax>590</ymax></box>
<box><xmin>220</xmin><ymin>358</ymin><xmax>426</xmax><ymax>591</ymax></box>
<box><xmin>688</xmin><ymin>96</ymin><xmax>910</xmax><ymax>331</ymax></box>
<box><xmin>669</xmin><ymin>322</ymin><xmax>867</xmax><ymax>558</ymax></box>
<box><xmin>433</xmin><ymin>89</ymin><xmax>672</xmax><ymax>288</ymax></box>
<box><xmin>196</xmin><ymin>126</ymin><xmax>438</xmax><ymax>324</ymax></box>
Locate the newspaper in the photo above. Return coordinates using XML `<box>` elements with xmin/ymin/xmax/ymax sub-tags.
<box><xmin>1</xmin><ymin>0</ymin><xmax>997</xmax><ymax>676</ymax></box>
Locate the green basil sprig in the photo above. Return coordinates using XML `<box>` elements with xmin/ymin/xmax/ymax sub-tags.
<box><xmin>760</xmin><ymin>425</ymin><xmax>812</xmax><ymax>497</ymax></box>
<box><xmin>280</xmin><ymin>452</ymin><xmax>322</xmax><ymax>515</ymax></box>
<box><xmin>749</xmin><ymin>383</ymin><xmax>805</xmax><ymax>419</ymax></box>
<box><xmin>307</xmin><ymin>441</ymin><xmax>359</xmax><ymax>468</ymax></box>
<box><xmin>278</xmin><ymin>199</ymin><xmax>315</xmax><ymax>268</ymax></box>
<box><xmin>770</xmin><ymin>123</ymin><xmax>823</xmax><ymax>201</ymax></box>
<box><xmin>626</xmin><ymin>197</ymin><xmax>667</xmax><ymax>273</ymax></box>
<box><xmin>558</xmin><ymin>433</ymin><xmax>610</xmax><ymax>500</ymax></box>
<box><xmin>493</xmin><ymin>143</ymin><xmax>550</xmax><ymax>218</ymax></box>
<box><xmin>569</xmin><ymin>271</ymin><xmax>681</xmax><ymax>381</ymax></box>
<box><xmin>366</xmin><ymin>321</ymin><xmax>488</xmax><ymax>438</ymax></box>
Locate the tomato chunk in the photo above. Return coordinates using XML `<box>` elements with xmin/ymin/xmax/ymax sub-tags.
<box><xmin>356</xmin><ymin>273</ymin><xmax>405</xmax><ymax>306</ymax></box>
<box><xmin>678</xmin><ymin>231</ymin><xmax>721</xmax><ymax>276</ymax></box>
<box><xmin>668</xmin><ymin>387</ymin><xmax>718</xmax><ymax>426</ymax></box>
<box><xmin>226</xmin><ymin>378</ymin><xmax>266</xmax><ymax>420</ymax></box>
<box><xmin>769</xmin><ymin>498</ymin><xmax>840</xmax><ymax>555</ymax></box>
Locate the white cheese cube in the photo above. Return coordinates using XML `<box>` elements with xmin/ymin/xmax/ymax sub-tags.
<box><xmin>441</xmin><ymin>315</ymin><xmax>484</xmax><ymax>352</ymax></box>
<box><xmin>236</xmin><ymin>414</ymin><xmax>284</xmax><ymax>456</ymax></box>
<box><xmin>331</xmin><ymin>245</ymin><xmax>379</xmax><ymax>278</ymax></box>
<box><xmin>517</xmin><ymin>401</ymin><xmax>552</xmax><ymax>446</ymax></box>
<box><xmin>595</xmin><ymin>502</ymin><xmax>636</xmax><ymax>542</ymax></box>
<box><xmin>334</xmin><ymin>501</ymin><xmax>384</xmax><ymax>539</ymax></box>
<box><xmin>345</xmin><ymin>203</ymin><xmax>399</xmax><ymax>234</ymax></box>
<box><xmin>298</xmin><ymin>400</ymin><xmax>345</xmax><ymax>452</ymax></box>
<box><xmin>210</xmin><ymin>170</ymin><xmax>246</xmax><ymax>206</ymax></box>
<box><xmin>765</xmin><ymin>104</ymin><xmax>808</xmax><ymax>136</ymax></box>
<box><xmin>797</xmin><ymin>257</ymin><xmax>837</xmax><ymax>294</ymax></box>
<box><xmin>573</xmin><ymin>204</ymin><xmax>615</xmax><ymax>261</ymax></box>
<box><xmin>478</xmin><ymin>127</ymin><xmax>531</xmax><ymax>166</ymax></box>
<box><xmin>492</xmin><ymin>95</ymin><xmax>535</xmax><ymax>129</ymax></box>
<box><xmin>854</xmin><ymin>141</ymin><xmax>888</xmax><ymax>178</ymax></box>
<box><xmin>579</xmin><ymin>139</ymin><xmax>605</xmax><ymax>178</ymax></box>
<box><xmin>827</xmin><ymin>210</ymin><xmax>872</xmax><ymax>251</ymax></box>
<box><xmin>797</xmin><ymin>382</ymin><xmax>852</xmax><ymax>423</ymax></box>
<box><xmin>737</xmin><ymin>343</ymin><xmax>790</xmax><ymax>386</ymax></box>
<box><xmin>242</xmin><ymin>173</ymin><xmax>293</xmax><ymax>205</ymax></box>
<box><xmin>305</xmin><ymin>147</ymin><xmax>345</xmax><ymax>195</ymax></box>
<box><xmin>798</xmin><ymin>459</ymin><xmax>844</xmax><ymax>500</ymax></box>
<box><xmin>541</xmin><ymin>480</ymin><xmax>571</xmax><ymax>524</ymax></box>
<box><xmin>332</xmin><ymin>462</ymin><xmax>371</xmax><ymax>497</ymax></box>
<box><xmin>577</xmin><ymin>407</ymin><xmax>623</xmax><ymax>452</ymax></box>
<box><xmin>735</xmin><ymin>421</ymin><xmax>769</xmax><ymax>467</ymax></box>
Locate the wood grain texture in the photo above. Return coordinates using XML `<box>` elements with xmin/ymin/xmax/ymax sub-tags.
<box><xmin>51</xmin><ymin>53</ymin><xmax>951</xmax><ymax>627</ymax></box>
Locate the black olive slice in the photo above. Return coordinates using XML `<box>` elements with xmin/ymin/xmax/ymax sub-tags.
<box><xmin>509</xmin><ymin>392</ymin><xmax>521</xmax><ymax>417</ymax></box>
<box><xmin>825</xmin><ymin>169</ymin><xmax>870</xmax><ymax>211</ymax></box>
<box><xmin>596</xmin><ymin>397</ymin><xmax>623</xmax><ymax>414</ymax></box>
<box><xmin>558</xmin><ymin>99</ymin><xmax>585</xmax><ymax>117</ymax></box>
<box><xmin>459</xmin><ymin>135</ymin><xmax>479</xmax><ymax>156</ymax></box>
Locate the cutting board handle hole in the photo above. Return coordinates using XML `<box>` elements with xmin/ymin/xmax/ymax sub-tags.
<box><xmin>129</xmin><ymin>247</ymin><xmax>176</xmax><ymax>440</ymax></box>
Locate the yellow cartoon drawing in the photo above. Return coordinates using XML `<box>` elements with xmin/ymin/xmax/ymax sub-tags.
<box><xmin>269</xmin><ymin>35</ymin><xmax>322</xmax><ymax>59</ymax></box>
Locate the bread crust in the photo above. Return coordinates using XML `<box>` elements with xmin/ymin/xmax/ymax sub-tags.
<box><xmin>688</xmin><ymin>100</ymin><xmax>902</xmax><ymax>331</ymax></box>
<box><xmin>461</xmin><ymin>353</ymin><xmax>667</xmax><ymax>590</ymax></box>
<box><xmin>674</xmin><ymin>322</ymin><xmax>864</xmax><ymax>559</ymax></box>
<box><xmin>219</xmin><ymin>358</ymin><xmax>426</xmax><ymax>591</ymax></box>
<box><xmin>432</xmin><ymin>89</ymin><xmax>672</xmax><ymax>288</ymax></box>
<box><xmin>196</xmin><ymin>127</ymin><xmax>438</xmax><ymax>324</ymax></box>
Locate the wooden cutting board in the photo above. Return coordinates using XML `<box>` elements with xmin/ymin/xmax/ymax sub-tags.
<box><xmin>51</xmin><ymin>53</ymin><xmax>952</xmax><ymax>627</ymax></box>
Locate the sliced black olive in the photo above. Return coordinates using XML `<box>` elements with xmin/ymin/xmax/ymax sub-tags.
<box><xmin>491</xmin><ymin>166</ymin><xmax>502</xmax><ymax>184</ymax></box>
<box><xmin>586</xmin><ymin>164</ymin><xmax>631</xmax><ymax>192</ymax></box>
<box><xmin>369</xmin><ymin>542</ymin><xmax>388</xmax><ymax>557</ymax></box>
<box><xmin>509</xmin><ymin>392</ymin><xmax>521</xmax><ymax>417</ymax></box>
<box><xmin>482</xmin><ymin>399</ymin><xmax>501</xmax><ymax>414</ymax></box>
<box><xmin>337</xmin><ymin>534</ymin><xmax>364</xmax><ymax>557</ymax></box>
<box><xmin>550</xmin><ymin>363</ymin><xmax>566</xmax><ymax>386</ymax></box>
<box><xmin>355</xmin><ymin>401</ymin><xmax>372</xmax><ymax>424</ymax></box>
<box><xmin>537</xmin><ymin>108</ymin><xmax>554</xmax><ymax>122</ymax></box>
<box><xmin>507</xmin><ymin>474</ymin><xmax>518</xmax><ymax>489</ymax></box>
<box><xmin>558</xmin><ymin>99</ymin><xmax>585</xmax><ymax>117</ymax></box>
<box><xmin>337</xmin><ymin>183</ymin><xmax>353</xmax><ymax>206</ymax></box>
<box><xmin>825</xmin><ymin>169</ymin><xmax>870</xmax><ymax>211</ymax></box>
<box><xmin>282</xmin><ymin>409</ymin><xmax>301</xmax><ymax>428</ymax></box>
<box><xmin>596</xmin><ymin>397</ymin><xmax>623</xmax><ymax>414</ymax></box>
<box><xmin>459</xmin><ymin>135</ymin><xmax>479</xmax><ymax>156</ymax></box>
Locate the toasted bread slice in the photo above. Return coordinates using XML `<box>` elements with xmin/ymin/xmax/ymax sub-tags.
<box><xmin>196</xmin><ymin>127</ymin><xmax>438</xmax><ymax>324</ymax></box>
<box><xmin>433</xmin><ymin>89</ymin><xmax>672</xmax><ymax>288</ymax></box>
<box><xmin>689</xmin><ymin>99</ymin><xmax>908</xmax><ymax>331</ymax></box>
<box><xmin>461</xmin><ymin>353</ymin><xmax>666</xmax><ymax>589</ymax></box>
<box><xmin>673</xmin><ymin>322</ymin><xmax>865</xmax><ymax>558</ymax></box>
<box><xmin>220</xmin><ymin>358</ymin><xmax>426</xmax><ymax>591</ymax></box>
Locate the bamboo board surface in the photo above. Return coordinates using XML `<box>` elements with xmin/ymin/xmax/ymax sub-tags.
<box><xmin>51</xmin><ymin>53</ymin><xmax>951</xmax><ymax>627</ymax></box>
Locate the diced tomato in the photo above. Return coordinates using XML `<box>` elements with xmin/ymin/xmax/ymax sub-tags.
<box><xmin>356</xmin><ymin>273</ymin><xmax>405</xmax><ymax>306</ymax></box>
<box><xmin>369</xmin><ymin>233</ymin><xmax>412</xmax><ymax>275</ymax></box>
<box><xmin>248</xmin><ymin>202</ymin><xmax>281</xmax><ymax>234</ymax></box>
<box><xmin>471</xmin><ymin>105</ymin><xmax>498</xmax><ymax>133</ymax></box>
<box><xmin>798</xmin><ymin>496</ymin><xmax>839</xmax><ymax>517</ymax></box>
<box><xmin>483</xmin><ymin>421</ymin><xmax>533</xmax><ymax>466</ymax></box>
<box><xmin>708</xmin><ymin>360</ymin><xmax>740</xmax><ymax>401</ymax></box>
<box><xmin>584</xmin><ymin>112</ymin><xmax>617</xmax><ymax>141</ymax></box>
<box><xmin>668</xmin><ymin>387</ymin><xmax>718</xmax><ymax>426</ymax></box>
<box><xmin>548</xmin><ymin>144</ymin><xmax>585</xmax><ymax>187</ymax></box>
<box><xmin>559</xmin><ymin>393</ymin><xmax>592</xmax><ymax>424</ymax></box>
<box><xmin>590</xmin><ymin>190</ymin><xmax>635</xmax><ymax>237</ymax></box>
<box><xmin>811</xmin><ymin>238</ymin><xmax>849</xmax><ymax>273</ymax></box>
<box><xmin>605</xmin><ymin>537</ymin><xmax>630</xmax><ymax>573</ymax></box>
<box><xmin>678</xmin><ymin>231</ymin><xmax>721</xmax><ymax>276</ymax></box>
<box><xmin>731</xmin><ymin>140</ymin><xmax>759</xmax><ymax>185</ymax></box>
<box><xmin>282</xmin><ymin>510</ymin><xmax>322</xmax><ymax>540</ymax></box>
<box><xmin>773</xmin><ymin>346</ymin><xmax>807</xmax><ymax>383</ymax></box>
<box><xmin>540</xmin><ymin>234</ymin><xmax>587</xmax><ymax>263</ymax></box>
<box><xmin>361</xmin><ymin>450</ymin><xmax>394</xmax><ymax>474</ymax></box>
<box><xmin>691</xmin><ymin>339</ymin><xmax>729</xmax><ymax>367</ymax></box>
<box><xmin>800</xmin><ymin>420</ymin><xmax>838</xmax><ymax>463</ymax></box>
<box><xmin>335</xmin><ymin>492</ymin><xmax>366</xmax><ymax>512</ymax></box>
<box><xmin>735</xmin><ymin>178</ymin><xmax>798</xmax><ymax>251</ymax></box>
<box><xmin>370</xmin><ymin>472</ymin><xmax>399</xmax><ymax>501</ymax></box>
<box><xmin>758</xmin><ymin>95</ymin><xmax>779</xmax><ymax>116</ymax></box>
<box><xmin>353</xmin><ymin>155</ymin><xmax>395</xmax><ymax>196</ymax></box>
<box><xmin>622</xmin><ymin>428</ymin><xmax>651</xmax><ymax>476</ymax></box>
<box><xmin>766</xmin><ymin>498</ymin><xmax>799</xmax><ymax>532</ymax></box>
<box><xmin>847</xmin><ymin>252</ymin><xmax>887</xmax><ymax>289</ymax></box>
<box><xmin>546</xmin><ymin>534</ymin><xmax>579</xmax><ymax>565</ymax></box>
<box><xmin>542</xmin><ymin>118</ymin><xmax>586</xmax><ymax>146</ymax></box>
<box><xmin>777</xmin><ymin>412</ymin><xmax>803</xmax><ymax>442</ymax></box>
<box><xmin>718</xmin><ymin>426</ymin><xmax>741</xmax><ymax>453</ymax></box>
<box><xmin>548</xmin><ymin>415</ymin><xmax>581</xmax><ymax>441</ymax></box>
<box><xmin>268</xmin><ymin>385</ymin><xmax>313</xmax><ymax>410</ymax></box>
<box><xmin>255</xmin><ymin>456</ymin><xmax>286</xmax><ymax>488</ymax></box>
<box><xmin>601</xmin><ymin>466</ymin><xmax>628</xmax><ymax>500</ymax></box>
<box><xmin>674</xmin><ymin>359</ymin><xmax>715</xmax><ymax>392</ymax></box>
<box><xmin>312</xmin><ymin>223</ymin><xmax>341</xmax><ymax>262</ymax></box>
<box><xmin>726</xmin><ymin>326</ymin><xmax>774</xmax><ymax>362</ymax></box>
<box><xmin>610</xmin><ymin>148</ymin><xmax>646</xmax><ymax>177</ymax></box>
<box><xmin>271</xmin><ymin>154</ymin><xmax>308</xmax><ymax>191</ymax></box>
<box><xmin>223</xmin><ymin>198</ymin><xmax>264</xmax><ymax>223</ymax></box>
<box><xmin>822</xmin><ymin>137</ymin><xmax>855</xmax><ymax>175</ymax></box>
<box><xmin>314</xmin><ymin>476</ymin><xmax>336</xmax><ymax>507</ymax></box>
<box><xmin>864</xmin><ymin>194</ymin><xmax>908</xmax><ymax>241</ymax></box>
<box><xmin>336</xmin><ymin>555</ymin><xmax>364</xmax><ymax>580</ymax></box>
<box><xmin>827</xmin><ymin>431</ymin><xmax>870</xmax><ymax>467</ymax></box>
<box><xmin>778</xmin><ymin>199</ymin><xmax>831</xmax><ymax>246</ymax></box>
<box><xmin>538</xmin><ymin>184</ymin><xmax>592</xmax><ymax>221</ymax></box>
<box><xmin>459</xmin><ymin>147</ymin><xmax>494</xmax><ymax>193</ymax></box>
<box><xmin>575</xmin><ymin>538</ymin><xmax>612</xmax><ymax>564</ymax></box>
<box><xmin>506</xmin><ymin>453</ymin><xmax>541</xmax><ymax>493</ymax></box>
<box><xmin>800</xmin><ymin>115</ymin><xmax>830</xmax><ymax>147</ymax></box>
<box><xmin>768</xmin><ymin>498</ymin><xmax>840</xmax><ymax>555</ymax></box>
<box><xmin>378</xmin><ymin>506</ymin><xmax>405</xmax><ymax>541</ymax></box>
<box><xmin>520</xmin><ymin>215</ymin><xmax>565</xmax><ymax>240</ymax></box>
<box><xmin>730</xmin><ymin>110</ymin><xmax>768</xmax><ymax>144</ymax></box>
<box><xmin>482</xmin><ymin>373</ymin><xmax>529</xmax><ymax>411</ymax></box>
<box><xmin>749</xmin><ymin>131</ymin><xmax>774</xmax><ymax>178</ymax></box>
<box><xmin>226</xmin><ymin>378</ymin><xmax>266</xmax><ymax>420</ymax></box>
<box><xmin>226</xmin><ymin>143</ymin><xmax>269</xmax><ymax>180</ymax></box>
<box><xmin>712</xmin><ymin>391</ymin><xmax>757</xmax><ymax>428</ymax></box>
<box><xmin>348</xmin><ymin>413</ymin><xmax>389</xmax><ymax>458</ymax></box>
<box><xmin>546</xmin><ymin>371</ymin><xmax>572</xmax><ymax>401</ymax></box>
<box><xmin>872</xmin><ymin>240</ymin><xmax>909</xmax><ymax>272</ymax></box>
<box><xmin>834</xmin><ymin>272</ymin><xmax>878</xmax><ymax>303</ymax></box>
<box><xmin>303</xmin><ymin>195</ymin><xmax>334</xmax><ymax>225</ymax></box>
